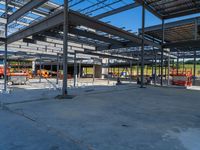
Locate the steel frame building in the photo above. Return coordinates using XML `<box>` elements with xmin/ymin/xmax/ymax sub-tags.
<box><xmin>0</xmin><ymin>0</ymin><xmax>200</xmax><ymax>95</ymax></box>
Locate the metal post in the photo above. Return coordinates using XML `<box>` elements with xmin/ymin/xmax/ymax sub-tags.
<box><xmin>50</xmin><ymin>63</ymin><xmax>53</xmax><ymax>77</ymax></box>
<box><xmin>113</xmin><ymin>67</ymin><xmax>115</xmax><ymax>78</ymax></box>
<box><xmin>4</xmin><ymin>0</ymin><xmax>8</xmax><ymax>92</ymax></box>
<box><xmin>159</xmin><ymin>60</ymin><xmax>161</xmax><ymax>76</ymax></box>
<box><xmin>62</xmin><ymin>0</ymin><xmax>69</xmax><ymax>95</ymax></box>
<box><xmin>93</xmin><ymin>58</ymin><xmax>95</xmax><ymax>84</ymax></box>
<box><xmin>193</xmin><ymin>18</ymin><xmax>198</xmax><ymax>85</ymax></box>
<box><xmin>118</xmin><ymin>66</ymin><xmax>120</xmax><ymax>77</ymax></box>
<box><xmin>177</xmin><ymin>53</ymin><xmax>179</xmax><ymax>75</ymax></box>
<box><xmin>137</xmin><ymin>57</ymin><xmax>139</xmax><ymax>78</ymax></box>
<box><xmin>18</xmin><ymin>59</ymin><xmax>20</xmax><ymax>70</ymax></box>
<box><xmin>161</xmin><ymin>19</ymin><xmax>165</xmax><ymax>86</ymax></box>
<box><xmin>154</xmin><ymin>50</ymin><xmax>157</xmax><ymax>86</ymax></box>
<box><xmin>78</xmin><ymin>60</ymin><xmax>81</xmax><ymax>79</ymax></box>
<box><xmin>39</xmin><ymin>55</ymin><xmax>42</xmax><ymax>83</ymax></box>
<box><xmin>193</xmin><ymin>50</ymin><xmax>197</xmax><ymax>85</ymax></box>
<box><xmin>140</xmin><ymin>2</ymin><xmax>145</xmax><ymax>88</ymax></box>
<box><xmin>151</xmin><ymin>60</ymin><xmax>153</xmax><ymax>77</ymax></box>
<box><xmin>130</xmin><ymin>61</ymin><xmax>132</xmax><ymax>82</ymax></box>
<box><xmin>146</xmin><ymin>65</ymin><xmax>148</xmax><ymax>76</ymax></box>
<box><xmin>73</xmin><ymin>52</ymin><xmax>77</xmax><ymax>87</ymax></box>
<box><xmin>165</xmin><ymin>59</ymin><xmax>167</xmax><ymax>80</ymax></box>
<box><xmin>107</xmin><ymin>58</ymin><xmax>110</xmax><ymax>85</ymax></box>
<box><xmin>183</xmin><ymin>54</ymin><xmax>185</xmax><ymax>70</ymax></box>
<box><xmin>195</xmin><ymin>18</ymin><xmax>198</xmax><ymax>40</ymax></box>
<box><xmin>56</xmin><ymin>53</ymin><xmax>59</xmax><ymax>84</ymax></box>
<box><xmin>167</xmin><ymin>52</ymin><xmax>170</xmax><ymax>86</ymax></box>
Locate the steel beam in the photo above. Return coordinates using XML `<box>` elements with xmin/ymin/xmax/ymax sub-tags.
<box><xmin>141</xmin><ymin>17</ymin><xmax>198</xmax><ymax>33</ymax></box>
<box><xmin>7</xmin><ymin>10</ymin><xmax>161</xmax><ymax>49</ymax></box>
<box><xmin>93</xmin><ymin>2</ymin><xmax>140</xmax><ymax>19</ymax></box>
<box><xmin>79</xmin><ymin>50</ymin><xmax>136</xmax><ymax>61</ymax></box>
<box><xmin>8</xmin><ymin>0</ymin><xmax>49</xmax><ymax>24</ymax></box>
<box><xmin>69</xmin><ymin>28</ymin><xmax>122</xmax><ymax>45</ymax></box>
<box><xmin>135</xmin><ymin>0</ymin><xmax>162</xmax><ymax>19</ymax></box>
<box><xmin>164</xmin><ymin>39</ymin><xmax>200</xmax><ymax>49</ymax></box>
<box><xmin>164</xmin><ymin>8</ymin><xmax>200</xmax><ymax>20</ymax></box>
<box><xmin>7</xmin><ymin>0</ymin><xmax>12</xmax><ymax>4</ymax></box>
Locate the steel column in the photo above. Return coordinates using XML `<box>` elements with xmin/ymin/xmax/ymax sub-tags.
<box><xmin>50</xmin><ymin>63</ymin><xmax>53</xmax><ymax>77</ymax></box>
<box><xmin>130</xmin><ymin>61</ymin><xmax>132</xmax><ymax>82</ymax></box>
<box><xmin>62</xmin><ymin>0</ymin><xmax>69</xmax><ymax>95</ymax></box>
<box><xmin>18</xmin><ymin>59</ymin><xmax>20</xmax><ymax>69</ymax></box>
<box><xmin>73</xmin><ymin>52</ymin><xmax>77</xmax><ymax>87</ymax></box>
<box><xmin>39</xmin><ymin>55</ymin><xmax>42</xmax><ymax>83</ymax></box>
<box><xmin>3</xmin><ymin>0</ymin><xmax>8</xmax><ymax>92</ymax></box>
<box><xmin>107</xmin><ymin>58</ymin><xmax>110</xmax><ymax>85</ymax></box>
<box><xmin>160</xmin><ymin>19</ymin><xmax>165</xmax><ymax>86</ymax></box>
<box><xmin>193</xmin><ymin>51</ymin><xmax>197</xmax><ymax>85</ymax></box>
<box><xmin>165</xmin><ymin>59</ymin><xmax>167</xmax><ymax>80</ymax></box>
<box><xmin>183</xmin><ymin>54</ymin><xmax>185</xmax><ymax>70</ymax></box>
<box><xmin>151</xmin><ymin>60</ymin><xmax>154</xmax><ymax>77</ymax></box>
<box><xmin>118</xmin><ymin>66</ymin><xmax>120</xmax><ymax>77</ymax></box>
<box><xmin>167</xmin><ymin>52</ymin><xmax>170</xmax><ymax>86</ymax></box>
<box><xmin>78</xmin><ymin>60</ymin><xmax>81</xmax><ymax>79</ymax></box>
<box><xmin>154</xmin><ymin>50</ymin><xmax>157</xmax><ymax>86</ymax></box>
<box><xmin>193</xmin><ymin>18</ymin><xmax>198</xmax><ymax>85</ymax></box>
<box><xmin>56</xmin><ymin>53</ymin><xmax>59</xmax><ymax>84</ymax></box>
<box><xmin>93</xmin><ymin>58</ymin><xmax>95</xmax><ymax>84</ymax></box>
<box><xmin>176</xmin><ymin>53</ymin><xmax>179</xmax><ymax>75</ymax></box>
<box><xmin>137</xmin><ymin>58</ymin><xmax>139</xmax><ymax>78</ymax></box>
<box><xmin>140</xmin><ymin>2</ymin><xmax>145</xmax><ymax>88</ymax></box>
<box><xmin>159</xmin><ymin>60</ymin><xmax>161</xmax><ymax>76</ymax></box>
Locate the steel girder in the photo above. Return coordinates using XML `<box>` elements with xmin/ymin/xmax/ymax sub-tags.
<box><xmin>8</xmin><ymin>0</ymin><xmax>49</xmax><ymax>24</ymax></box>
<box><xmin>78</xmin><ymin>50</ymin><xmax>137</xmax><ymax>61</ymax></box>
<box><xmin>7</xmin><ymin>9</ymin><xmax>161</xmax><ymax>49</ymax></box>
<box><xmin>93</xmin><ymin>2</ymin><xmax>140</xmax><ymax>19</ymax></box>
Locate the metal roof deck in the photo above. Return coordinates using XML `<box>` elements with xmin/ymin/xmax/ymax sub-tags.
<box><xmin>143</xmin><ymin>17</ymin><xmax>200</xmax><ymax>43</ymax></box>
<box><xmin>136</xmin><ymin>0</ymin><xmax>200</xmax><ymax>19</ymax></box>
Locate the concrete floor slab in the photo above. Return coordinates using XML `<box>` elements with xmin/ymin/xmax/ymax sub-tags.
<box><xmin>0</xmin><ymin>80</ymin><xmax>200</xmax><ymax>150</ymax></box>
<box><xmin>0</xmin><ymin>78</ymin><xmax>200</xmax><ymax>150</ymax></box>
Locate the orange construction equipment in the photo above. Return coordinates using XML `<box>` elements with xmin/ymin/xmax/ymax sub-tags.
<box><xmin>0</xmin><ymin>66</ymin><xmax>10</xmax><ymax>78</ymax></box>
<box><xmin>170</xmin><ymin>69</ymin><xmax>192</xmax><ymax>86</ymax></box>
<box><xmin>37</xmin><ymin>69</ymin><xmax>50</xmax><ymax>78</ymax></box>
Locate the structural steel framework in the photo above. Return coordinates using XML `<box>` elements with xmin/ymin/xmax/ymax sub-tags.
<box><xmin>0</xmin><ymin>0</ymin><xmax>200</xmax><ymax>95</ymax></box>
